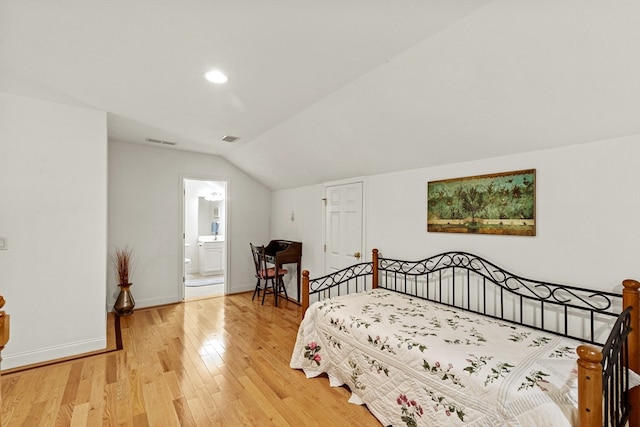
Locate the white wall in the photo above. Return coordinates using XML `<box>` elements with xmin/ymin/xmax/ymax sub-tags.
<box><xmin>108</xmin><ymin>141</ymin><xmax>271</xmax><ymax>309</ymax></box>
<box><xmin>0</xmin><ymin>92</ymin><xmax>107</xmax><ymax>369</ymax></box>
<box><xmin>271</xmin><ymin>136</ymin><xmax>640</xmax><ymax>293</ymax></box>
<box><xmin>270</xmin><ymin>184</ymin><xmax>325</xmax><ymax>298</ymax></box>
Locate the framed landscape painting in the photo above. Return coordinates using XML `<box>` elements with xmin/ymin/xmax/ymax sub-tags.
<box><xmin>427</xmin><ymin>169</ymin><xmax>536</xmax><ymax>236</ymax></box>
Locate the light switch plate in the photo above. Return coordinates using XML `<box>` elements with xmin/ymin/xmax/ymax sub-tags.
<box><xmin>0</xmin><ymin>237</ymin><xmax>7</xmax><ymax>250</ymax></box>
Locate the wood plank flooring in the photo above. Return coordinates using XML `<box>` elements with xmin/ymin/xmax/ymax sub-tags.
<box><xmin>1</xmin><ymin>293</ymin><xmax>382</xmax><ymax>426</ymax></box>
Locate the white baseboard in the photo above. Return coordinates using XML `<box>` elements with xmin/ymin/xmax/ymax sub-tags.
<box><xmin>1</xmin><ymin>337</ymin><xmax>107</xmax><ymax>370</ymax></box>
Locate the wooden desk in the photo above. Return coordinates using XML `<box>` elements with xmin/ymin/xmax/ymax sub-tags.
<box><xmin>264</xmin><ymin>240</ymin><xmax>302</xmax><ymax>303</ymax></box>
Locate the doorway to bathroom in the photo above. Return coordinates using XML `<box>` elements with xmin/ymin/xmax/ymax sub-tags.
<box><xmin>183</xmin><ymin>178</ymin><xmax>227</xmax><ymax>299</ymax></box>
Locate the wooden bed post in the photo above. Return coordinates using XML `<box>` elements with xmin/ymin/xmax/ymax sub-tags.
<box><xmin>372</xmin><ymin>248</ymin><xmax>378</xmax><ymax>289</ymax></box>
<box><xmin>623</xmin><ymin>279</ymin><xmax>640</xmax><ymax>427</ymax></box>
<box><xmin>576</xmin><ymin>345</ymin><xmax>603</xmax><ymax>427</ymax></box>
<box><xmin>576</xmin><ymin>279</ymin><xmax>639</xmax><ymax>427</ymax></box>
<box><xmin>301</xmin><ymin>270</ymin><xmax>310</xmax><ymax>319</ymax></box>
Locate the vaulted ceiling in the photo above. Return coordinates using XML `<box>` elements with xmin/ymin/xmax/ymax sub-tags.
<box><xmin>1</xmin><ymin>1</ymin><xmax>638</xmax><ymax>190</ymax></box>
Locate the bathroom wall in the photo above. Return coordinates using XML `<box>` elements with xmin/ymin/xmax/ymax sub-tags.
<box><xmin>185</xmin><ymin>179</ymin><xmax>226</xmax><ymax>274</ymax></box>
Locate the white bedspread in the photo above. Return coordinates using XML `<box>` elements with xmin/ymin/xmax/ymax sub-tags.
<box><xmin>290</xmin><ymin>289</ymin><xmax>585</xmax><ymax>426</ymax></box>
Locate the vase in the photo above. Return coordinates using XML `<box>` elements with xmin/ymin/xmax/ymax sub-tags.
<box><xmin>114</xmin><ymin>283</ymin><xmax>135</xmax><ymax>316</ymax></box>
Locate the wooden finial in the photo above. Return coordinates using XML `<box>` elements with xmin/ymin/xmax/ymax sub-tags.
<box><xmin>623</xmin><ymin>279</ymin><xmax>640</xmax><ymax>291</ymax></box>
<box><xmin>577</xmin><ymin>344</ymin><xmax>603</xmax><ymax>365</ymax></box>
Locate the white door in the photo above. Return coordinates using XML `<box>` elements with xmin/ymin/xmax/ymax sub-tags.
<box><xmin>325</xmin><ymin>181</ymin><xmax>364</xmax><ymax>274</ymax></box>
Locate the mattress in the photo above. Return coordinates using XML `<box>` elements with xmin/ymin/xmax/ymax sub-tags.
<box><xmin>290</xmin><ymin>288</ymin><xmax>585</xmax><ymax>426</ymax></box>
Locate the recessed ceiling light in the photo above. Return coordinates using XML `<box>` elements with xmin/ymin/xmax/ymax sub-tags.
<box><xmin>204</xmin><ymin>70</ymin><xmax>228</xmax><ymax>84</ymax></box>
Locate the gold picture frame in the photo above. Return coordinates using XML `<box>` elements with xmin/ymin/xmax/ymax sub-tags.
<box><xmin>427</xmin><ymin>169</ymin><xmax>536</xmax><ymax>236</ymax></box>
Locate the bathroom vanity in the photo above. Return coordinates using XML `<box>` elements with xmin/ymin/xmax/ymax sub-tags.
<box><xmin>198</xmin><ymin>236</ymin><xmax>225</xmax><ymax>275</ymax></box>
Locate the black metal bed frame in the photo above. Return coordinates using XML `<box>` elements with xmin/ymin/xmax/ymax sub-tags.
<box><xmin>305</xmin><ymin>250</ymin><xmax>634</xmax><ymax>427</ymax></box>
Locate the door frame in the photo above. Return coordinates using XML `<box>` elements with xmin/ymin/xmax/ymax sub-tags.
<box><xmin>181</xmin><ymin>174</ymin><xmax>230</xmax><ymax>300</ymax></box>
<box><xmin>322</xmin><ymin>176</ymin><xmax>367</xmax><ymax>274</ymax></box>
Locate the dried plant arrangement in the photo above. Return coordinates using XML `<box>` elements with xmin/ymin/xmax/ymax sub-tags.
<box><xmin>113</xmin><ymin>245</ymin><xmax>135</xmax><ymax>286</ymax></box>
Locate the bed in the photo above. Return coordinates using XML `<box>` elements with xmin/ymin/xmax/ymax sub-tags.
<box><xmin>290</xmin><ymin>249</ymin><xmax>639</xmax><ymax>427</ymax></box>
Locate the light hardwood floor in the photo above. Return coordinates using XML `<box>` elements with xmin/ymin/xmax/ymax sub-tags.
<box><xmin>1</xmin><ymin>293</ymin><xmax>382</xmax><ymax>426</ymax></box>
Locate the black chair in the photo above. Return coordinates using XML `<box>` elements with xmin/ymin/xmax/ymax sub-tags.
<box><xmin>250</xmin><ymin>243</ymin><xmax>288</xmax><ymax>306</ymax></box>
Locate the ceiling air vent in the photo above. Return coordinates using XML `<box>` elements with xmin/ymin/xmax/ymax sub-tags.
<box><xmin>221</xmin><ymin>135</ymin><xmax>240</xmax><ymax>143</ymax></box>
<box><xmin>145</xmin><ymin>138</ymin><xmax>177</xmax><ymax>146</ymax></box>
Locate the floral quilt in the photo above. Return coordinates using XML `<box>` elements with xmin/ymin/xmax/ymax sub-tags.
<box><xmin>290</xmin><ymin>289</ymin><xmax>586</xmax><ymax>426</ymax></box>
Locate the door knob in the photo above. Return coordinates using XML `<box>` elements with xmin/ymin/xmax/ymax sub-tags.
<box><xmin>354</xmin><ymin>252</ymin><xmax>361</xmax><ymax>259</ymax></box>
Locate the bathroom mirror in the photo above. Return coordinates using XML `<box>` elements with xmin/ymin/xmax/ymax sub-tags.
<box><xmin>198</xmin><ymin>197</ymin><xmax>222</xmax><ymax>236</ymax></box>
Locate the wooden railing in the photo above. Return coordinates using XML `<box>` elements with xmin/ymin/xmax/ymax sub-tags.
<box><xmin>0</xmin><ymin>295</ymin><xmax>9</xmax><ymax>427</ymax></box>
<box><xmin>0</xmin><ymin>296</ymin><xmax>9</xmax><ymax>351</ymax></box>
